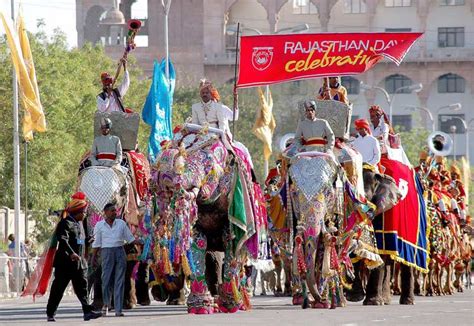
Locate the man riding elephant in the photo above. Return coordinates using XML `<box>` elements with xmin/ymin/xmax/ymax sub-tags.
<box><xmin>294</xmin><ymin>100</ymin><xmax>335</xmax><ymax>153</ymax></box>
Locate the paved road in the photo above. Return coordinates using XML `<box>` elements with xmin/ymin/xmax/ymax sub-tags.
<box><xmin>0</xmin><ymin>290</ymin><xmax>473</xmax><ymax>325</ymax></box>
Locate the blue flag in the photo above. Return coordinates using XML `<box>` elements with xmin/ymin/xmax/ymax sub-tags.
<box><xmin>142</xmin><ymin>59</ymin><xmax>175</xmax><ymax>162</ymax></box>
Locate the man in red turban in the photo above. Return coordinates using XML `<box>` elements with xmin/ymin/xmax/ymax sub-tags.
<box><xmin>351</xmin><ymin>118</ymin><xmax>381</xmax><ymax>167</ymax></box>
<box><xmin>46</xmin><ymin>195</ymin><xmax>101</xmax><ymax>322</ymax></box>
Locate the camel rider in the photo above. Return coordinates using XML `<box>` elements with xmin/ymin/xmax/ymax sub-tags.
<box><xmin>295</xmin><ymin>100</ymin><xmax>335</xmax><ymax>153</ymax></box>
<box><xmin>317</xmin><ymin>76</ymin><xmax>349</xmax><ymax>105</ymax></box>
<box><xmin>351</xmin><ymin>118</ymin><xmax>381</xmax><ymax>168</ymax></box>
<box><xmin>97</xmin><ymin>58</ymin><xmax>130</xmax><ymax>113</ymax></box>
<box><xmin>192</xmin><ymin>80</ymin><xmax>234</xmax><ymax>137</ymax></box>
<box><xmin>91</xmin><ymin>118</ymin><xmax>123</xmax><ymax>169</ymax></box>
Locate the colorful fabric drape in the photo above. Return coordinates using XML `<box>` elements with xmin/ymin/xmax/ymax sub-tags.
<box><xmin>253</xmin><ymin>87</ymin><xmax>276</xmax><ymax>161</ymax></box>
<box><xmin>142</xmin><ymin>59</ymin><xmax>175</xmax><ymax>162</ymax></box>
<box><xmin>374</xmin><ymin>157</ymin><xmax>429</xmax><ymax>272</ymax></box>
<box><xmin>22</xmin><ymin>230</ymin><xmax>58</xmax><ymax>299</ymax></box>
<box><xmin>1</xmin><ymin>12</ymin><xmax>46</xmax><ymax>140</ymax></box>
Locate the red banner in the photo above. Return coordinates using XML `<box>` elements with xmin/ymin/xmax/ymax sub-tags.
<box><xmin>237</xmin><ymin>32</ymin><xmax>422</xmax><ymax>88</ymax></box>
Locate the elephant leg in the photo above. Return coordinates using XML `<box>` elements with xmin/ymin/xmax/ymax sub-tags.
<box><xmin>123</xmin><ymin>260</ymin><xmax>137</xmax><ymax>309</ymax></box>
<box><xmin>392</xmin><ymin>262</ymin><xmax>401</xmax><ymax>295</ymax></box>
<box><xmin>345</xmin><ymin>261</ymin><xmax>365</xmax><ymax>302</ymax></box>
<box><xmin>205</xmin><ymin>251</ymin><xmax>223</xmax><ymax>297</ymax></box>
<box><xmin>166</xmin><ymin>276</ymin><xmax>186</xmax><ymax>306</ymax></box>
<box><xmin>135</xmin><ymin>262</ymin><xmax>151</xmax><ymax>306</ymax></box>
<box><xmin>363</xmin><ymin>264</ymin><xmax>384</xmax><ymax>305</ymax></box>
<box><xmin>187</xmin><ymin>230</ymin><xmax>213</xmax><ymax>314</ymax></box>
<box><xmin>217</xmin><ymin>231</ymin><xmax>243</xmax><ymax>313</ymax></box>
<box><xmin>399</xmin><ymin>264</ymin><xmax>414</xmax><ymax>305</ymax></box>
<box><xmin>414</xmin><ymin>270</ymin><xmax>422</xmax><ymax>296</ymax></box>
<box><xmin>382</xmin><ymin>258</ymin><xmax>393</xmax><ymax>305</ymax></box>
<box><xmin>91</xmin><ymin>266</ymin><xmax>104</xmax><ymax>310</ymax></box>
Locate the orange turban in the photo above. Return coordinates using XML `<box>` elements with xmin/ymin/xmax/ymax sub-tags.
<box><xmin>450</xmin><ymin>164</ymin><xmax>461</xmax><ymax>177</ymax></box>
<box><xmin>62</xmin><ymin>196</ymin><xmax>88</xmax><ymax>218</ymax></box>
<box><xmin>199</xmin><ymin>79</ymin><xmax>220</xmax><ymax>102</ymax></box>
<box><xmin>354</xmin><ymin>119</ymin><xmax>371</xmax><ymax>134</ymax></box>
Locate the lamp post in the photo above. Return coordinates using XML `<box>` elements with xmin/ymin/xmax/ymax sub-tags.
<box><xmin>405</xmin><ymin>105</ymin><xmax>434</xmax><ymax>132</ymax></box>
<box><xmin>449</xmin><ymin>116</ymin><xmax>469</xmax><ymax>163</ymax></box>
<box><xmin>360</xmin><ymin>82</ymin><xmax>423</xmax><ymax>122</ymax></box>
<box><xmin>450</xmin><ymin>125</ymin><xmax>457</xmax><ymax>160</ymax></box>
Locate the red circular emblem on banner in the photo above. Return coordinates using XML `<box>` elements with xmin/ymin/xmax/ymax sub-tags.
<box><xmin>251</xmin><ymin>47</ymin><xmax>274</xmax><ymax>71</ymax></box>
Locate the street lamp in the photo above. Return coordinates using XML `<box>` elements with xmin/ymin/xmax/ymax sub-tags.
<box><xmin>448</xmin><ymin>116</ymin><xmax>469</xmax><ymax>163</ymax></box>
<box><xmin>360</xmin><ymin>82</ymin><xmax>422</xmax><ymax>122</ymax></box>
<box><xmin>436</xmin><ymin>102</ymin><xmax>462</xmax><ymax>113</ymax></box>
<box><xmin>405</xmin><ymin>105</ymin><xmax>434</xmax><ymax>132</ymax></box>
<box><xmin>450</xmin><ymin>125</ymin><xmax>457</xmax><ymax>160</ymax></box>
<box><xmin>275</xmin><ymin>23</ymin><xmax>310</xmax><ymax>34</ymax></box>
<box><xmin>226</xmin><ymin>24</ymin><xmax>262</xmax><ymax>35</ymax></box>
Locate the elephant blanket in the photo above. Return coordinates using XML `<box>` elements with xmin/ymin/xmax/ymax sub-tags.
<box><xmin>374</xmin><ymin>157</ymin><xmax>429</xmax><ymax>272</ymax></box>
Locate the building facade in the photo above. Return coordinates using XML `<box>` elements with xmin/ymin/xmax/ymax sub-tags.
<box><xmin>76</xmin><ymin>0</ymin><xmax>474</xmax><ymax>163</ymax></box>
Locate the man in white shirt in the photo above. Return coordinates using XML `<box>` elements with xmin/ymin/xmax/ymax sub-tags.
<box><xmin>351</xmin><ymin>118</ymin><xmax>381</xmax><ymax>167</ymax></box>
<box><xmin>97</xmin><ymin>58</ymin><xmax>130</xmax><ymax>113</ymax></box>
<box><xmin>369</xmin><ymin>105</ymin><xmax>389</xmax><ymax>150</ymax></box>
<box><xmin>92</xmin><ymin>203</ymin><xmax>139</xmax><ymax>317</ymax></box>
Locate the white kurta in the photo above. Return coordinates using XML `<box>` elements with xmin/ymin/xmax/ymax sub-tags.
<box><xmin>96</xmin><ymin>71</ymin><xmax>130</xmax><ymax>113</ymax></box>
<box><xmin>351</xmin><ymin>134</ymin><xmax>381</xmax><ymax>166</ymax></box>
<box><xmin>191</xmin><ymin>101</ymin><xmax>229</xmax><ymax>133</ymax></box>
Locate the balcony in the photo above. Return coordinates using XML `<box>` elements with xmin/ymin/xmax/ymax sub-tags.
<box><xmin>394</xmin><ymin>42</ymin><xmax>474</xmax><ymax>63</ymax></box>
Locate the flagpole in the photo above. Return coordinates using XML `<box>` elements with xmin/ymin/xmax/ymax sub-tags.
<box><xmin>264</xmin><ymin>85</ymin><xmax>270</xmax><ymax>178</ymax></box>
<box><xmin>11</xmin><ymin>0</ymin><xmax>22</xmax><ymax>295</ymax></box>
<box><xmin>232</xmin><ymin>22</ymin><xmax>240</xmax><ymax>137</ymax></box>
<box><xmin>163</xmin><ymin>0</ymin><xmax>172</xmax><ymax>81</ymax></box>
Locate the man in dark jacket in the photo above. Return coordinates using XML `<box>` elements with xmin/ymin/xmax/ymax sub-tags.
<box><xmin>46</xmin><ymin>192</ymin><xmax>101</xmax><ymax>322</ymax></box>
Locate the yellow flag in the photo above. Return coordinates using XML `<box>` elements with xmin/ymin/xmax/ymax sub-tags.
<box><xmin>461</xmin><ymin>157</ymin><xmax>470</xmax><ymax>206</ymax></box>
<box><xmin>252</xmin><ymin>87</ymin><xmax>276</xmax><ymax>161</ymax></box>
<box><xmin>1</xmin><ymin>12</ymin><xmax>46</xmax><ymax>141</ymax></box>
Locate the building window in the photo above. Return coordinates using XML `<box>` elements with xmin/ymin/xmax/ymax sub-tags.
<box><xmin>385</xmin><ymin>28</ymin><xmax>412</xmax><ymax>32</ymax></box>
<box><xmin>343</xmin><ymin>0</ymin><xmax>367</xmax><ymax>13</ymax></box>
<box><xmin>341</xmin><ymin>76</ymin><xmax>360</xmax><ymax>94</ymax></box>
<box><xmin>438</xmin><ymin>27</ymin><xmax>464</xmax><ymax>47</ymax></box>
<box><xmin>440</xmin><ymin>0</ymin><xmax>465</xmax><ymax>5</ymax></box>
<box><xmin>384</xmin><ymin>74</ymin><xmax>412</xmax><ymax>94</ymax></box>
<box><xmin>393</xmin><ymin>115</ymin><xmax>412</xmax><ymax>131</ymax></box>
<box><xmin>292</xmin><ymin>0</ymin><xmax>318</xmax><ymax>14</ymax></box>
<box><xmin>438</xmin><ymin>73</ymin><xmax>465</xmax><ymax>93</ymax></box>
<box><xmin>439</xmin><ymin>114</ymin><xmax>466</xmax><ymax>134</ymax></box>
<box><xmin>385</xmin><ymin>0</ymin><xmax>411</xmax><ymax>7</ymax></box>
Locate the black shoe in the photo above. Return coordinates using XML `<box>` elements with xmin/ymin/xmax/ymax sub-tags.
<box><xmin>84</xmin><ymin>311</ymin><xmax>102</xmax><ymax>321</ymax></box>
<box><xmin>47</xmin><ymin>316</ymin><xmax>56</xmax><ymax>322</ymax></box>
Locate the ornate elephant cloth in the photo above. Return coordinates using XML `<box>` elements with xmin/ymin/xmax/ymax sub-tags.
<box><xmin>374</xmin><ymin>157</ymin><xmax>429</xmax><ymax>272</ymax></box>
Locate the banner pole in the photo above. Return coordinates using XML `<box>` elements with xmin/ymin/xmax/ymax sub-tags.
<box><xmin>11</xmin><ymin>0</ymin><xmax>22</xmax><ymax>295</ymax></box>
<box><xmin>232</xmin><ymin>22</ymin><xmax>240</xmax><ymax>137</ymax></box>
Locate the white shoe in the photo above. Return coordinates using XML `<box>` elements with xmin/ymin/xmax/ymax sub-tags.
<box><xmin>101</xmin><ymin>306</ymin><xmax>108</xmax><ymax>317</ymax></box>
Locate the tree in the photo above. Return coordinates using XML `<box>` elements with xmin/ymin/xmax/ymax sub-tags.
<box><xmin>0</xmin><ymin>29</ymin><xmax>150</xmax><ymax>231</ymax></box>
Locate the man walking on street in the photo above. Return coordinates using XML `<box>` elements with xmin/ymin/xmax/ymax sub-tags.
<box><xmin>46</xmin><ymin>193</ymin><xmax>101</xmax><ymax>322</ymax></box>
<box><xmin>92</xmin><ymin>203</ymin><xmax>139</xmax><ymax>317</ymax></box>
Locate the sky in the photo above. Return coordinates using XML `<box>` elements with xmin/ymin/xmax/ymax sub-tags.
<box><xmin>1</xmin><ymin>0</ymin><xmax>78</xmax><ymax>47</ymax></box>
<box><xmin>0</xmin><ymin>0</ymin><xmax>148</xmax><ymax>48</ymax></box>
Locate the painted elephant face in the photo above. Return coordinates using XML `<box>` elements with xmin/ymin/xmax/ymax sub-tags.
<box><xmin>363</xmin><ymin>169</ymin><xmax>401</xmax><ymax>216</ymax></box>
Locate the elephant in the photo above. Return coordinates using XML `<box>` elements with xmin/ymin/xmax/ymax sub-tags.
<box><xmin>345</xmin><ymin>166</ymin><xmax>402</xmax><ymax>304</ymax></box>
<box><xmin>150</xmin><ymin>125</ymin><xmax>264</xmax><ymax>314</ymax></box>
<box><xmin>78</xmin><ymin>150</ymin><xmax>152</xmax><ymax>310</ymax></box>
<box><xmin>359</xmin><ymin>165</ymin><xmax>430</xmax><ymax>306</ymax></box>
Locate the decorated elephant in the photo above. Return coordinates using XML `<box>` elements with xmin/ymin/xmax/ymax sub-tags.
<box><xmin>150</xmin><ymin>124</ymin><xmax>266</xmax><ymax>314</ymax></box>
<box><xmin>78</xmin><ymin>111</ymin><xmax>152</xmax><ymax>310</ymax></box>
<box><xmin>345</xmin><ymin>165</ymin><xmax>401</xmax><ymax>302</ymax></box>
<box><xmin>362</xmin><ymin>158</ymin><xmax>428</xmax><ymax>306</ymax></box>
